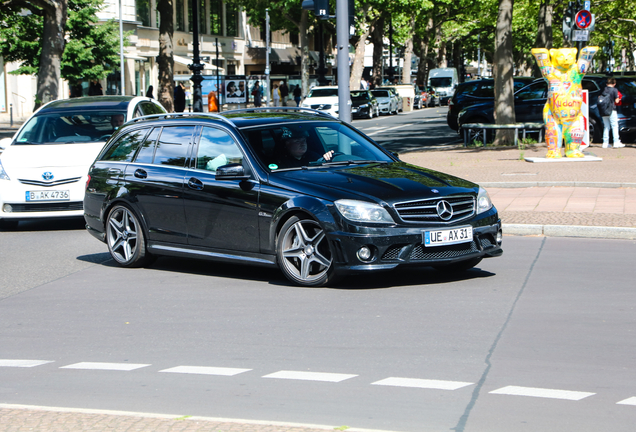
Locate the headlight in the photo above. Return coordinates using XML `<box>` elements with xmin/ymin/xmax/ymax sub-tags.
<box><xmin>335</xmin><ymin>199</ymin><xmax>394</xmax><ymax>224</ymax></box>
<box><xmin>0</xmin><ymin>161</ymin><xmax>9</xmax><ymax>180</ymax></box>
<box><xmin>476</xmin><ymin>187</ymin><xmax>493</xmax><ymax>214</ymax></box>
<box><xmin>359</xmin><ymin>104</ymin><xmax>368</xmax><ymax>108</ymax></box>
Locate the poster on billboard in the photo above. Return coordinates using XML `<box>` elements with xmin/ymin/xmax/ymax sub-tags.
<box><xmin>225</xmin><ymin>75</ymin><xmax>247</xmax><ymax>104</ymax></box>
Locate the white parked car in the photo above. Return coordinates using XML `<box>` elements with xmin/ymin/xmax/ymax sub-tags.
<box><xmin>0</xmin><ymin>96</ymin><xmax>166</xmax><ymax>229</ymax></box>
<box><xmin>371</xmin><ymin>89</ymin><xmax>399</xmax><ymax>115</ymax></box>
<box><xmin>300</xmin><ymin>86</ymin><xmax>341</xmax><ymax>118</ymax></box>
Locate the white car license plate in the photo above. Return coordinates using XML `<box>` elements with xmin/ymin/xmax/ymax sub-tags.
<box><xmin>423</xmin><ymin>226</ymin><xmax>473</xmax><ymax>247</ymax></box>
<box><xmin>26</xmin><ymin>190</ymin><xmax>70</xmax><ymax>201</ymax></box>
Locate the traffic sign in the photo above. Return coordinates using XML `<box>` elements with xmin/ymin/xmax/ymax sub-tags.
<box><xmin>573</xmin><ymin>30</ymin><xmax>590</xmax><ymax>41</ymax></box>
<box><xmin>575</xmin><ymin>10</ymin><xmax>593</xmax><ymax>29</ymax></box>
<box><xmin>584</xmin><ymin>1</ymin><xmax>591</xmax><ymax>10</ymax></box>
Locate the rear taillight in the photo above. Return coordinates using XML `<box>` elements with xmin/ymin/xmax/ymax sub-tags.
<box><xmin>85</xmin><ymin>174</ymin><xmax>91</xmax><ymax>190</ymax></box>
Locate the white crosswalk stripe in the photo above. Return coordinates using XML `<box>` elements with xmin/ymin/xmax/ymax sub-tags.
<box><xmin>60</xmin><ymin>362</ymin><xmax>150</xmax><ymax>371</ymax></box>
<box><xmin>617</xmin><ymin>397</ymin><xmax>636</xmax><ymax>405</ymax></box>
<box><xmin>372</xmin><ymin>377</ymin><xmax>473</xmax><ymax>390</ymax></box>
<box><xmin>159</xmin><ymin>366</ymin><xmax>251</xmax><ymax>376</ymax></box>
<box><xmin>262</xmin><ymin>370</ymin><xmax>358</xmax><ymax>382</ymax></box>
<box><xmin>0</xmin><ymin>359</ymin><xmax>53</xmax><ymax>368</ymax></box>
<box><xmin>489</xmin><ymin>385</ymin><xmax>595</xmax><ymax>401</ymax></box>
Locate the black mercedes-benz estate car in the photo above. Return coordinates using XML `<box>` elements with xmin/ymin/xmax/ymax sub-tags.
<box><xmin>84</xmin><ymin>108</ymin><xmax>502</xmax><ymax>286</ymax></box>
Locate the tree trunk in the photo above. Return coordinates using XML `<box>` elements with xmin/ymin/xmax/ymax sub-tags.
<box><xmin>300</xmin><ymin>11</ymin><xmax>310</xmax><ymax>97</ymax></box>
<box><xmin>350</xmin><ymin>25</ymin><xmax>371</xmax><ymax>89</ymax></box>
<box><xmin>493</xmin><ymin>0</ymin><xmax>516</xmax><ymax>146</ymax></box>
<box><xmin>157</xmin><ymin>0</ymin><xmax>174</xmax><ymax>112</ymax></box>
<box><xmin>401</xmin><ymin>17</ymin><xmax>415</xmax><ymax>84</ymax></box>
<box><xmin>415</xmin><ymin>15</ymin><xmax>433</xmax><ymax>89</ymax></box>
<box><xmin>532</xmin><ymin>0</ymin><xmax>553</xmax><ymax>77</ymax></box>
<box><xmin>371</xmin><ymin>15</ymin><xmax>385</xmax><ymax>87</ymax></box>
<box><xmin>34</xmin><ymin>0</ymin><xmax>67</xmax><ymax>110</ymax></box>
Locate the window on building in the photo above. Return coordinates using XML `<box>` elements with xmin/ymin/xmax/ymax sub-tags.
<box><xmin>209</xmin><ymin>0</ymin><xmax>223</xmax><ymax>35</ymax></box>
<box><xmin>136</xmin><ymin>0</ymin><xmax>151</xmax><ymax>27</ymax></box>
<box><xmin>188</xmin><ymin>0</ymin><xmax>206</xmax><ymax>34</ymax></box>
<box><xmin>176</xmin><ymin>0</ymin><xmax>185</xmax><ymax>31</ymax></box>
<box><xmin>226</xmin><ymin>3</ymin><xmax>238</xmax><ymax>37</ymax></box>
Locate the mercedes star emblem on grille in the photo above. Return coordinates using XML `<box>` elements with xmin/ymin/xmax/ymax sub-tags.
<box><xmin>436</xmin><ymin>200</ymin><xmax>453</xmax><ymax>220</ymax></box>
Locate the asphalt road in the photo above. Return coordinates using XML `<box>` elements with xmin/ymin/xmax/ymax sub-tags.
<box><xmin>2</xmin><ymin>216</ymin><xmax>636</xmax><ymax>431</ymax></box>
<box><xmin>2</xmin><ymin>110</ymin><xmax>636</xmax><ymax>431</ymax></box>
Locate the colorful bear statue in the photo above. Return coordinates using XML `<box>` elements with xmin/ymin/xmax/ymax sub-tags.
<box><xmin>531</xmin><ymin>46</ymin><xmax>599</xmax><ymax>158</ymax></box>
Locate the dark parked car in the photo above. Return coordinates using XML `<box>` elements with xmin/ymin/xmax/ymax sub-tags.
<box><xmin>447</xmin><ymin>77</ymin><xmax>535</xmax><ymax>130</ymax></box>
<box><xmin>84</xmin><ymin>108</ymin><xmax>502</xmax><ymax>287</ymax></box>
<box><xmin>456</xmin><ymin>75</ymin><xmax>608</xmax><ymax>143</ymax></box>
<box><xmin>350</xmin><ymin>89</ymin><xmax>380</xmax><ymax>119</ymax></box>
<box><xmin>613</xmin><ymin>76</ymin><xmax>636</xmax><ymax>143</ymax></box>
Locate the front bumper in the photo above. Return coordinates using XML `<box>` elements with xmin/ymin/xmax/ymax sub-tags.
<box><xmin>328</xmin><ymin>217</ymin><xmax>502</xmax><ymax>272</ymax></box>
<box><xmin>0</xmin><ymin>179</ymin><xmax>86</xmax><ymax>221</ymax></box>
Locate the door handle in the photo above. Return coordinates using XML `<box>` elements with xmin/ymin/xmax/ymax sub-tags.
<box><xmin>134</xmin><ymin>169</ymin><xmax>147</xmax><ymax>179</ymax></box>
<box><xmin>187</xmin><ymin>177</ymin><xmax>204</xmax><ymax>190</ymax></box>
<box><xmin>108</xmin><ymin>168</ymin><xmax>122</xmax><ymax>175</ymax></box>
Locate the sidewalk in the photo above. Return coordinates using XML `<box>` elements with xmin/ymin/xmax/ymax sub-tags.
<box><xmin>401</xmin><ymin>144</ymin><xmax>636</xmax><ymax>239</ymax></box>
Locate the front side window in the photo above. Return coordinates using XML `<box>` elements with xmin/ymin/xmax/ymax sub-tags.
<box><xmin>101</xmin><ymin>128</ymin><xmax>149</xmax><ymax>162</ymax></box>
<box><xmin>515</xmin><ymin>82</ymin><xmax>547</xmax><ymax>100</ymax></box>
<box><xmin>196</xmin><ymin>127</ymin><xmax>243</xmax><ymax>171</ymax></box>
<box><xmin>153</xmin><ymin>126</ymin><xmax>195</xmax><ymax>166</ymax></box>
<box><xmin>134</xmin><ymin>127</ymin><xmax>161</xmax><ymax>164</ymax></box>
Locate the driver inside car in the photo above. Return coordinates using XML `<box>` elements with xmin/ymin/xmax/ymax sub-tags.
<box><xmin>276</xmin><ymin>129</ymin><xmax>335</xmax><ymax>168</ymax></box>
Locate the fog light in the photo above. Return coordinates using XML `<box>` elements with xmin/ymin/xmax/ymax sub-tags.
<box><xmin>357</xmin><ymin>246</ymin><xmax>372</xmax><ymax>262</ymax></box>
<box><xmin>497</xmin><ymin>230</ymin><xmax>503</xmax><ymax>244</ymax></box>
<box><xmin>3</xmin><ymin>204</ymin><xmax>12</xmax><ymax>213</ymax></box>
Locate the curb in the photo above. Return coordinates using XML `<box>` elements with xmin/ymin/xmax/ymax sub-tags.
<box><xmin>481</xmin><ymin>181</ymin><xmax>636</xmax><ymax>188</ymax></box>
<box><xmin>503</xmin><ymin>223</ymin><xmax>636</xmax><ymax>240</ymax></box>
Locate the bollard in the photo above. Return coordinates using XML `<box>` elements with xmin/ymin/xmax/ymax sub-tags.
<box><xmin>10</xmin><ymin>103</ymin><xmax>13</xmax><ymax>127</ymax></box>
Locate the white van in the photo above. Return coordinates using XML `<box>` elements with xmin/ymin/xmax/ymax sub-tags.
<box><xmin>428</xmin><ymin>68</ymin><xmax>459</xmax><ymax>105</ymax></box>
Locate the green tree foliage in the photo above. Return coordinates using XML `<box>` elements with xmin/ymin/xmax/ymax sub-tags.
<box><xmin>0</xmin><ymin>0</ymin><xmax>122</xmax><ymax>87</ymax></box>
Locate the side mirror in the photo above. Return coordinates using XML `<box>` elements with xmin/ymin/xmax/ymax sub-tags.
<box><xmin>216</xmin><ymin>163</ymin><xmax>249</xmax><ymax>180</ymax></box>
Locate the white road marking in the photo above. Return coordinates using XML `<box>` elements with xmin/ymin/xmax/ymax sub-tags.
<box><xmin>489</xmin><ymin>385</ymin><xmax>595</xmax><ymax>401</ymax></box>
<box><xmin>262</xmin><ymin>370</ymin><xmax>358</xmax><ymax>382</ymax></box>
<box><xmin>367</xmin><ymin>124</ymin><xmax>413</xmax><ymax>137</ymax></box>
<box><xmin>0</xmin><ymin>359</ymin><xmax>53</xmax><ymax>368</ymax></box>
<box><xmin>371</xmin><ymin>377</ymin><xmax>473</xmax><ymax>390</ymax></box>
<box><xmin>60</xmin><ymin>362</ymin><xmax>150</xmax><ymax>371</ymax></box>
<box><xmin>159</xmin><ymin>366</ymin><xmax>251</xmax><ymax>376</ymax></box>
<box><xmin>617</xmin><ymin>397</ymin><xmax>636</xmax><ymax>405</ymax></box>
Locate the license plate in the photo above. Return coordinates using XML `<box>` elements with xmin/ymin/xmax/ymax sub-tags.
<box><xmin>26</xmin><ymin>190</ymin><xmax>70</xmax><ymax>201</ymax></box>
<box><xmin>423</xmin><ymin>226</ymin><xmax>473</xmax><ymax>247</ymax></box>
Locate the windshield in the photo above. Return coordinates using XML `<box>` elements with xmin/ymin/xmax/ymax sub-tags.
<box><xmin>350</xmin><ymin>91</ymin><xmax>371</xmax><ymax>101</ymax></box>
<box><xmin>308</xmin><ymin>88</ymin><xmax>339</xmax><ymax>97</ymax></box>
<box><xmin>371</xmin><ymin>90</ymin><xmax>390</xmax><ymax>98</ymax></box>
<box><xmin>15</xmin><ymin>111</ymin><xmax>127</xmax><ymax>145</ymax></box>
<box><xmin>241</xmin><ymin>121</ymin><xmax>393</xmax><ymax>171</ymax></box>
<box><xmin>430</xmin><ymin>77</ymin><xmax>453</xmax><ymax>88</ymax></box>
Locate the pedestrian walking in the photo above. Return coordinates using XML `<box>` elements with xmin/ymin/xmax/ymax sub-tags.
<box><xmin>174</xmin><ymin>82</ymin><xmax>186</xmax><ymax>112</ymax></box>
<box><xmin>272</xmin><ymin>83</ymin><xmax>281</xmax><ymax>107</ymax></box>
<box><xmin>279</xmin><ymin>81</ymin><xmax>289</xmax><ymax>106</ymax></box>
<box><xmin>293</xmin><ymin>85</ymin><xmax>302</xmax><ymax>107</ymax></box>
<box><xmin>599</xmin><ymin>78</ymin><xmax>624</xmax><ymax>148</ymax></box>
<box><xmin>252</xmin><ymin>81</ymin><xmax>262</xmax><ymax>107</ymax></box>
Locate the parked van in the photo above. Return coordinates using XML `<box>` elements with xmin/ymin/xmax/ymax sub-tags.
<box><xmin>428</xmin><ymin>68</ymin><xmax>459</xmax><ymax>105</ymax></box>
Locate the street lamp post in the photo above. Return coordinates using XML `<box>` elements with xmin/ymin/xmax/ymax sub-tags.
<box><xmin>336</xmin><ymin>0</ymin><xmax>350</xmax><ymax>122</ymax></box>
<box><xmin>119</xmin><ymin>0</ymin><xmax>125</xmax><ymax>95</ymax></box>
<box><xmin>189</xmin><ymin>0</ymin><xmax>204</xmax><ymax>112</ymax></box>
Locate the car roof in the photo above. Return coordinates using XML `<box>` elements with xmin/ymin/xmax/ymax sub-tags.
<box><xmin>36</xmin><ymin>96</ymin><xmax>149</xmax><ymax>115</ymax></box>
<box><xmin>125</xmin><ymin>109</ymin><xmax>339</xmax><ymax>130</ymax></box>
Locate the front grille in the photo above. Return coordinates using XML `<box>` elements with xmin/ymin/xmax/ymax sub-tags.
<box><xmin>410</xmin><ymin>241</ymin><xmax>479</xmax><ymax>261</ymax></box>
<box><xmin>381</xmin><ymin>244</ymin><xmax>407</xmax><ymax>260</ymax></box>
<box><xmin>480</xmin><ymin>236</ymin><xmax>494</xmax><ymax>248</ymax></box>
<box><xmin>19</xmin><ymin>177</ymin><xmax>82</xmax><ymax>187</ymax></box>
<box><xmin>7</xmin><ymin>202</ymin><xmax>83</xmax><ymax>213</ymax></box>
<box><xmin>310</xmin><ymin>104</ymin><xmax>332</xmax><ymax>110</ymax></box>
<box><xmin>394</xmin><ymin>195</ymin><xmax>475</xmax><ymax>224</ymax></box>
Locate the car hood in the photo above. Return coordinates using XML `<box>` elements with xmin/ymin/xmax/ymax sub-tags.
<box><xmin>1</xmin><ymin>142</ymin><xmax>105</xmax><ymax>177</ymax></box>
<box><xmin>272</xmin><ymin>162</ymin><xmax>478</xmax><ymax>204</ymax></box>
<box><xmin>374</xmin><ymin>96</ymin><xmax>392</xmax><ymax>103</ymax></box>
<box><xmin>302</xmin><ymin>96</ymin><xmax>339</xmax><ymax>105</ymax></box>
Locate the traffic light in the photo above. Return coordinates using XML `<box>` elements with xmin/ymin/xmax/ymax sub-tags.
<box><xmin>301</xmin><ymin>0</ymin><xmax>329</xmax><ymax>19</ymax></box>
<box><xmin>562</xmin><ymin>1</ymin><xmax>576</xmax><ymax>42</ymax></box>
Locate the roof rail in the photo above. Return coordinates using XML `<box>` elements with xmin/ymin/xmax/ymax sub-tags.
<box><xmin>129</xmin><ymin>112</ymin><xmax>236</xmax><ymax>127</ymax></box>
<box><xmin>221</xmin><ymin>106</ymin><xmax>336</xmax><ymax>120</ymax></box>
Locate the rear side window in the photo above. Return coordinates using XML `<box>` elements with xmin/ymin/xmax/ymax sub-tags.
<box><xmin>152</xmin><ymin>126</ymin><xmax>194</xmax><ymax>167</ymax></box>
<box><xmin>472</xmin><ymin>83</ymin><xmax>494</xmax><ymax>98</ymax></box>
<box><xmin>141</xmin><ymin>102</ymin><xmax>166</xmax><ymax>115</ymax></box>
<box><xmin>100</xmin><ymin>128</ymin><xmax>149</xmax><ymax>162</ymax></box>
<box><xmin>516</xmin><ymin>82</ymin><xmax>547</xmax><ymax>100</ymax></box>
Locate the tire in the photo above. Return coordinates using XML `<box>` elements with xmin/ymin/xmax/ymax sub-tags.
<box><xmin>277</xmin><ymin>215</ymin><xmax>337</xmax><ymax>287</ymax></box>
<box><xmin>106</xmin><ymin>204</ymin><xmax>152</xmax><ymax>267</ymax></box>
<box><xmin>367</xmin><ymin>107</ymin><xmax>373</xmax><ymax>119</ymax></box>
<box><xmin>434</xmin><ymin>257</ymin><xmax>483</xmax><ymax>272</ymax></box>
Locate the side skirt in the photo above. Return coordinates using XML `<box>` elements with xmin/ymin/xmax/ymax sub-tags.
<box><xmin>147</xmin><ymin>243</ymin><xmax>278</xmax><ymax>268</ymax></box>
